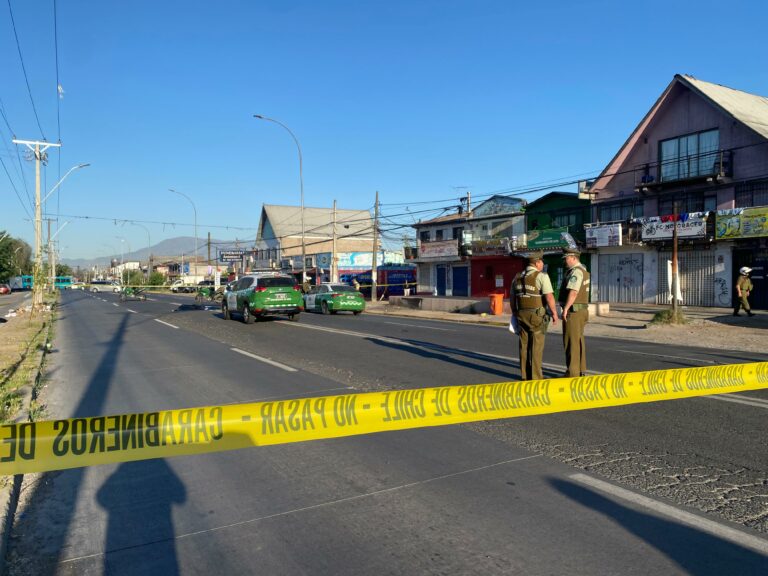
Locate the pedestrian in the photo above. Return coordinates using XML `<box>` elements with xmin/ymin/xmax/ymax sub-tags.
<box><xmin>734</xmin><ymin>266</ymin><xmax>755</xmax><ymax>317</ymax></box>
<box><xmin>559</xmin><ymin>249</ymin><xmax>591</xmax><ymax>378</ymax></box>
<box><xmin>353</xmin><ymin>277</ymin><xmax>361</xmax><ymax>291</ymax></box>
<box><xmin>510</xmin><ymin>252</ymin><xmax>559</xmax><ymax>381</ymax></box>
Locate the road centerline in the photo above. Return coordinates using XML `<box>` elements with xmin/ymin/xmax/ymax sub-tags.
<box><xmin>231</xmin><ymin>348</ymin><xmax>297</xmax><ymax>372</ymax></box>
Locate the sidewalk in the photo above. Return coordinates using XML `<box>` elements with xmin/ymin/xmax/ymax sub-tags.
<box><xmin>365</xmin><ymin>301</ymin><xmax>768</xmax><ymax>355</ymax></box>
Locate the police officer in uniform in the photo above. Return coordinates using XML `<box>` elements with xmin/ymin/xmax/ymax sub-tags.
<box><xmin>734</xmin><ymin>266</ymin><xmax>755</xmax><ymax>316</ymax></box>
<box><xmin>511</xmin><ymin>252</ymin><xmax>559</xmax><ymax>381</ymax></box>
<box><xmin>559</xmin><ymin>249</ymin><xmax>590</xmax><ymax>377</ymax></box>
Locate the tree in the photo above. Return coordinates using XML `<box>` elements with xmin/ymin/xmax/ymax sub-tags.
<box><xmin>56</xmin><ymin>263</ymin><xmax>74</xmax><ymax>277</ymax></box>
<box><xmin>148</xmin><ymin>271</ymin><xmax>166</xmax><ymax>286</ymax></box>
<box><xmin>0</xmin><ymin>233</ymin><xmax>32</xmax><ymax>281</ymax></box>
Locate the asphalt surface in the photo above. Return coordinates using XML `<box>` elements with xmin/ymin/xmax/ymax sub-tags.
<box><xmin>6</xmin><ymin>290</ymin><xmax>768</xmax><ymax>575</ymax></box>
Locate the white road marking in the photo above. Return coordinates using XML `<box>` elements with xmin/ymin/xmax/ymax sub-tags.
<box><xmin>703</xmin><ymin>394</ymin><xmax>768</xmax><ymax>410</ymax></box>
<box><xmin>154</xmin><ymin>319</ymin><xmax>179</xmax><ymax>329</ymax></box>
<box><xmin>383</xmin><ymin>321</ymin><xmax>453</xmax><ymax>331</ymax></box>
<box><xmin>146</xmin><ymin>297</ymin><xmax>157</xmax><ymax>301</ymax></box>
<box><xmin>282</xmin><ymin>321</ymin><xmax>572</xmax><ymax>373</ymax></box>
<box><xmin>126</xmin><ymin>309</ymin><xmax>137</xmax><ymax>314</ymax></box>
<box><xmin>230</xmin><ymin>348</ymin><xmax>297</xmax><ymax>372</ymax></box>
<box><xmin>570</xmin><ymin>473</ymin><xmax>768</xmax><ymax>555</ymax></box>
<box><xmin>725</xmin><ymin>393</ymin><xmax>768</xmax><ymax>405</ymax></box>
<box><xmin>614</xmin><ymin>349</ymin><xmax>716</xmax><ymax>364</ymax></box>
<box><xmin>112</xmin><ymin>303</ymin><xmax>119</xmax><ymax>307</ymax></box>
<box><xmin>57</xmin><ymin>454</ymin><xmax>542</xmax><ymax>565</ymax></box>
<box><xmin>170</xmin><ymin>302</ymin><xmax>182</xmax><ymax>306</ymax></box>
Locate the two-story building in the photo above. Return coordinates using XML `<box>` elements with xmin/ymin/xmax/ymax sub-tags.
<box><xmin>588</xmin><ymin>74</ymin><xmax>768</xmax><ymax>308</ymax></box>
<box><xmin>412</xmin><ymin>195</ymin><xmax>526</xmax><ymax>297</ymax></box>
<box><xmin>524</xmin><ymin>191</ymin><xmax>591</xmax><ymax>300</ymax></box>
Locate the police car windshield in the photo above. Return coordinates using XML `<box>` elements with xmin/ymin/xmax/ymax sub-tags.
<box><xmin>258</xmin><ymin>277</ymin><xmax>294</xmax><ymax>288</ymax></box>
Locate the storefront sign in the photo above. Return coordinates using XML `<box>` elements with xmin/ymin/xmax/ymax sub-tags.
<box><xmin>219</xmin><ymin>250</ymin><xmax>246</xmax><ymax>261</ymax></box>
<box><xmin>526</xmin><ymin>229</ymin><xmax>577</xmax><ymax>250</ymax></box>
<box><xmin>586</xmin><ymin>224</ymin><xmax>622</xmax><ymax>247</ymax></box>
<box><xmin>639</xmin><ymin>215</ymin><xmax>706</xmax><ymax>240</ymax></box>
<box><xmin>418</xmin><ymin>240</ymin><xmax>459</xmax><ymax>259</ymax></box>
<box><xmin>716</xmin><ymin>207</ymin><xmax>768</xmax><ymax>239</ymax></box>
<box><xmin>471</xmin><ymin>238</ymin><xmax>510</xmax><ymax>256</ymax></box>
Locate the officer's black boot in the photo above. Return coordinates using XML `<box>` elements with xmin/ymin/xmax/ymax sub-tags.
<box><xmin>748</xmin><ymin>311</ymin><xmax>755</xmax><ymax>317</ymax></box>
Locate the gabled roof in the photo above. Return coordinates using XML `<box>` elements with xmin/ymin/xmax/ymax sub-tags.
<box><xmin>413</xmin><ymin>212</ymin><xmax>468</xmax><ymax>227</ymax></box>
<box><xmin>258</xmin><ymin>205</ymin><xmax>374</xmax><ymax>241</ymax></box>
<box><xmin>591</xmin><ymin>74</ymin><xmax>768</xmax><ymax>192</ymax></box>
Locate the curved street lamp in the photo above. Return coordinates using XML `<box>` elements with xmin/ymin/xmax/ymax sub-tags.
<box><xmin>253</xmin><ymin>114</ymin><xmax>306</xmax><ymax>282</ymax></box>
<box><xmin>168</xmin><ymin>188</ymin><xmax>198</xmax><ymax>277</ymax></box>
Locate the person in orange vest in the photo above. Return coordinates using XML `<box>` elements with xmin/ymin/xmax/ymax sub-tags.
<box><xmin>510</xmin><ymin>252</ymin><xmax>559</xmax><ymax>380</ymax></box>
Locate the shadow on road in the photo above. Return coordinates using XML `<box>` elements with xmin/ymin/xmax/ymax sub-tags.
<box><xmin>96</xmin><ymin>459</ymin><xmax>186</xmax><ymax>575</ymax></box>
<box><xmin>5</xmin><ymin>312</ymin><xmax>185</xmax><ymax>574</ymax></box>
<box><xmin>550</xmin><ymin>477</ymin><xmax>768</xmax><ymax>575</ymax></box>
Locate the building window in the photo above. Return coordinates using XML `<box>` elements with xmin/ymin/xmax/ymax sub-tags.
<box><xmin>435</xmin><ymin>229</ymin><xmax>444</xmax><ymax>241</ymax></box>
<box><xmin>452</xmin><ymin>227</ymin><xmax>463</xmax><ymax>240</ymax></box>
<box><xmin>659</xmin><ymin>129</ymin><xmax>719</xmax><ymax>182</ymax></box>
<box><xmin>553</xmin><ymin>213</ymin><xmax>577</xmax><ymax>228</ymax></box>
<box><xmin>597</xmin><ymin>201</ymin><xmax>643</xmax><ymax>222</ymax></box>
<box><xmin>735</xmin><ymin>179</ymin><xmax>768</xmax><ymax>208</ymax></box>
<box><xmin>659</xmin><ymin>194</ymin><xmax>705</xmax><ymax>216</ymax></box>
<box><xmin>420</xmin><ymin>230</ymin><xmax>430</xmax><ymax>242</ymax></box>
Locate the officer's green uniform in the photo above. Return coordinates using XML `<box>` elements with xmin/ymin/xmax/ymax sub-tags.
<box><xmin>512</xmin><ymin>265</ymin><xmax>554</xmax><ymax>381</ymax></box>
<box><xmin>734</xmin><ymin>275</ymin><xmax>754</xmax><ymax>316</ymax></box>
<box><xmin>559</xmin><ymin>263</ymin><xmax>590</xmax><ymax>378</ymax></box>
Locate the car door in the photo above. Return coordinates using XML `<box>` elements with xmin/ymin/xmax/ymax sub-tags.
<box><xmin>226</xmin><ymin>279</ymin><xmax>242</xmax><ymax>310</ymax></box>
<box><xmin>236</xmin><ymin>277</ymin><xmax>255</xmax><ymax>311</ymax></box>
<box><xmin>305</xmin><ymin>286</ymin><xmax>318</xmax><ymax>310</ymax></box>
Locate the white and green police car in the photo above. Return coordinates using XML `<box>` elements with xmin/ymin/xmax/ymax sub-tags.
<box><xmin>304</xmin><ymin>283</ymin><xmax>365</xmax><ymax>315</ymax></box>
<box><xmin>222</xmin><ymin>273</ymin><xmax>304</xmax><ymax>323</ymax></box>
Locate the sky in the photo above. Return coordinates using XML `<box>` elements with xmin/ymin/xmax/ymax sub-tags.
<box><xmin>1</xmin><ymin>0</ymin><xmax>767</xmax><ymax>261</ymax></box>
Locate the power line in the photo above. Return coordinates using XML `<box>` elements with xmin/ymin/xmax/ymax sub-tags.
<box><xmin>1</xmin><ymin>156</ymin><xmax>31</xmax><ymax>219</ymax></box>
<box><xmin>6</xmin><ymin>0</ymin><xmax>47</xmax><ymax>139</ymax></box>
<box><xmin>42</xmin><ymin>212</ymin><xmax>259</xmax><ymax>232</ymax></box>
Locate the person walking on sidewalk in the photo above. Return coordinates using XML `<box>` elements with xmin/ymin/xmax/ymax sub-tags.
<box><xmin>511</xmin><ymin>252</ymin><xmax>559</xmax><ymax>380</ymax></box>
<box><xmin>559</xmin><ymin>249</ymin><xmax>591</xmax><ymax>377</ymax></box>
<box><xmin>734</xmin><ymin>266</ymin><xmax>755</xmax><ymax>317</ymax></box>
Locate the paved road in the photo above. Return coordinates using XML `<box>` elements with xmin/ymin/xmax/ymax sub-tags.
<box><xmin>7</xmin><ymin>291</ymin><xmax>768</xmax><ymax>575</ymax></box>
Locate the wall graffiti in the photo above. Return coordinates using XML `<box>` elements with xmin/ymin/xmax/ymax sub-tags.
<box><xmin>714</xmin><ymin>277</ymin><xmax>730</xmax><ymax>306</ymax></box>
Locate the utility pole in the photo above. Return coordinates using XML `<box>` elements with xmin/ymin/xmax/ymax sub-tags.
<box><xmin>207</xmin><ymin>232</ymin><xmax>211</xmax><ymax>270</ymax></box>
<box><xmin>47</xmin><ymin>219</ymin><xmax>53</xmax><ymax>293</ymax></box>
<box><xmin>12</xmin><ymin>139</ymin><xmax>61</xmax><ymax>309</ymax></box>
<box><xmin>671</xmin><ymin>202</ymin><xmax>680</xmax><ymax>319</ymax></box>
<box><xmin>331</xmin><ymin>200</ymin><xmax>338</xmax><ymax>283</ymax></box>
<box><xmin>370</xmin><ymin>191</ymin><xmax>379</xmax><ymax>302</ymax></box>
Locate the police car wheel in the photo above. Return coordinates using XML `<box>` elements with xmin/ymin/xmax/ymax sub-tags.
<box><xmin>321</xmin><ymin>301</ymin><xmax>330</xmax><ymax>315</ymax></box>
<box><xmin>222</xmin><ymin>302</ymin><xmax>230</xmax><ymax>320</ymax></box>
<box><xmin>243</xmin><ymin>305</ymin><xmax>254</xmax><ymax>324</ymax></box>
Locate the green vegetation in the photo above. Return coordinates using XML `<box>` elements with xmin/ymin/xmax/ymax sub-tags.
<box><xmin>650</xmin><ymin>308</ymin><xmax>688</xmax><ymax>325</ymax></box>
<box><xmin>0</xmin><ymin>231</ymin><xmax>32</xmax><ymax>282</ymax></box>
<box><xmin>148</xmin><ymin>271</ymin><xmax>166</xmax><ymax>286</ymax></box>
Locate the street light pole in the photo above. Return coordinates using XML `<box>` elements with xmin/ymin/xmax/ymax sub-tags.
<box><xmin>168</xmin><ymin>189</ymin><xmax>198</xmax><ymax>279</ymax></box>
<box><xmin>253</xmin><ymin>115</ymin><xmax>306</xmax><ymax>283</ymax></box>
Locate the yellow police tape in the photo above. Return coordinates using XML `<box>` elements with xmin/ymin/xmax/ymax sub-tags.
<box><xmin>2</xmin><ymin>362</ymin><xmax>767</xmax><ymax>475</ymax></box>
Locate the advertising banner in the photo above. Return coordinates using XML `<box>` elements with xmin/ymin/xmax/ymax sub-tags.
<box><xmin>639</xmin><ymin>215</ymin><xmax>706</xmax><ymax>241</ymax></box>
<box><xmin>716</xmin><ymin>207</ymin><xmax>768</xmax><ymax>239</ymax></box>
<box><xmin>586</xmin><ymin>224</ymin><xmax>622</xmax><ymax>248</ymax></box>
<box><xmin>418</xmin><ymin>240</ymin><xmax>459</xmax><ymax>259</ymax></box>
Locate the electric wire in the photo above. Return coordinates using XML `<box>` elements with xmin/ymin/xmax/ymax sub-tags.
<box><xmin>6</xmin><ymin>0</ymin><xmax>47</xmax><ymax>139</ymax></box>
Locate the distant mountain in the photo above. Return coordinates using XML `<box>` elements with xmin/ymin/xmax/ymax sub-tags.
<box><xmin>62</xmin><ymin>237</ymin><xmax>249</xmax><ymax>269</ymax></box>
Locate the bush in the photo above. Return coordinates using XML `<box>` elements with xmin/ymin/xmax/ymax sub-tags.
<box><xmin>148</xmin><ymin>271</ymin><xmax>166</xmax><ymax>286</ymax></box>
<box><xmin>650</xmin><ymin>309</ymin><xmax>687</xmax><ymax>325</ymax></box>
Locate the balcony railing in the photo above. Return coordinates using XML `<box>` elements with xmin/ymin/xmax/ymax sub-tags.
<box><xmin>635</xmin><ymin>149</ymin><xmax>733</xmax><ymax>189</ymax></box>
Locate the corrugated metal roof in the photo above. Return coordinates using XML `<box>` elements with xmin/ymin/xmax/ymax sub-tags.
<box><xmin>681</xmin><ymin>75</ymin><xmax>768</xmax><ymax>140</ymax></box>
<box><xmin>259</xmin><ymin>205</ymin><xmax>374</xmax><ymax>240</ymax></box>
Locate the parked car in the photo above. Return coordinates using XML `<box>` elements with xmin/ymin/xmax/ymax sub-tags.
<box><xmin>0</xmin><ymin>284</ymin><xmax>11</xmax><ymax>295</ymax></box>
<box><xmin>222</xmin><ymin>273</ymin><xmax>303</xmax><ymax>323</ymax></box>
<box><xmin>304</xmin><ymin>284</ymin><xmax>365</xmax><ymax>315</ymax></box>
<box><xmin>69</xmin><ymin>281</ymin><xmax>86</xmax><ymax>290</ymax></box>
<box><xmin>89</xmin><ymin>281</ymin><xmax>121</xmax><ymax>293</ymax></box>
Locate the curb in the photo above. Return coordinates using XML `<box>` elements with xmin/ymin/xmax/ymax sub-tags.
<box><xmin>0</xmin><ymin>315</ymin><xmax>52</xmax><ymax>575</ymax></box>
